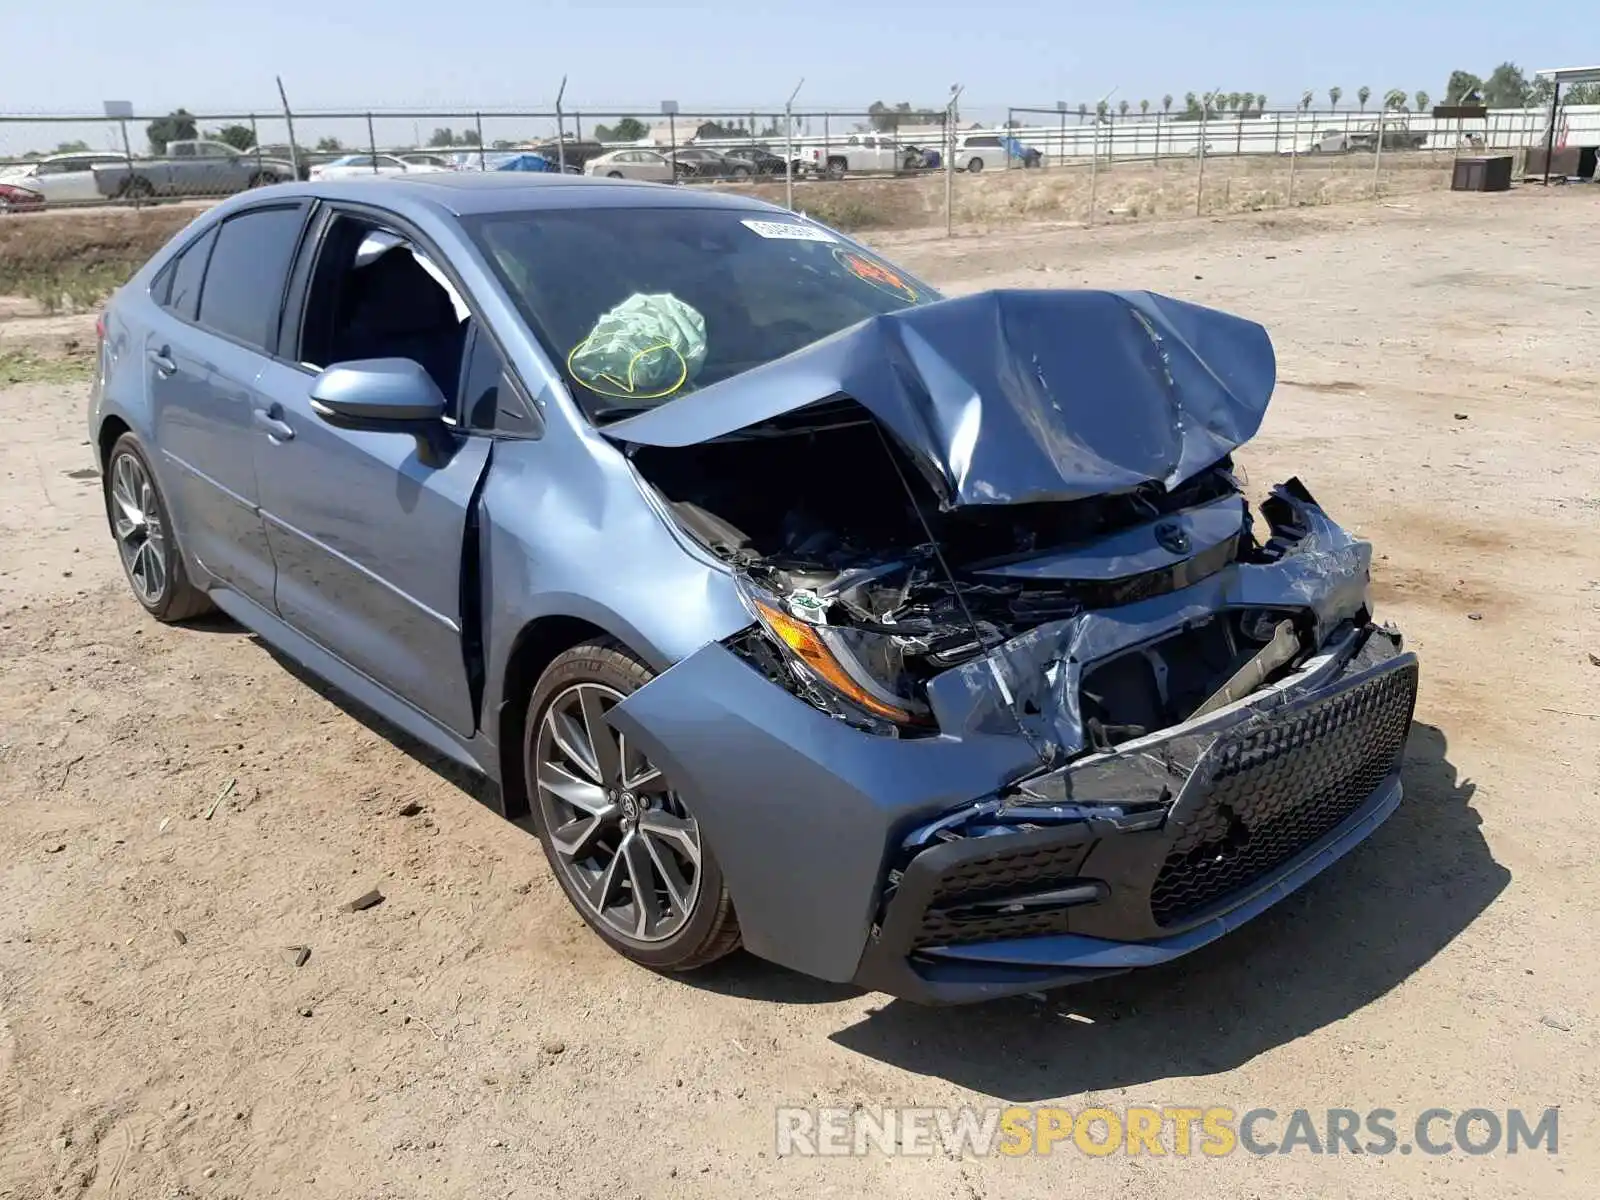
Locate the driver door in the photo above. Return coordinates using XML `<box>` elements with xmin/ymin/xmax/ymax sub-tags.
<box><xmin>251</xmin><ymin>209</ymin><xmax>491</xmax><ymax>737</ymax></box>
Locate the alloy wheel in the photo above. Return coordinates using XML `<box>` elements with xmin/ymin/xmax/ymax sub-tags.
<box><xmin>534</xmin><ymin>682</ymin><xmax>703</xmax><ymax>944</ymax></box>
<box><xmin>109</xmin><ymin>451</ymin><xmax>168</xmax><ymax>604</ymax></box>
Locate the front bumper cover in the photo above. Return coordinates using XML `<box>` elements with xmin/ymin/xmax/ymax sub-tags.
<box><xmin>610</xmin><ymin>614</ymin><xmax>1417</xmax><ymax>1004</ymax></box>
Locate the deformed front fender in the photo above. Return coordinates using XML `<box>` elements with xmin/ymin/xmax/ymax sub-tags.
<box><xmin>606</xmin><ymin>642</ymin><xmax>1041</xmax><ymax>983</ymax></box>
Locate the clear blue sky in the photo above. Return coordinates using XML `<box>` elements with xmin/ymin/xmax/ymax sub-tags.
<box><xmin>4</xmin><ymin>0</ymin><xmax>1580</xmax><ymax>114</ymax></box>
<box><xmin>0</xmin><ymin>0</ymin><xmax>1581</xmax><ymax>154</ymax></box>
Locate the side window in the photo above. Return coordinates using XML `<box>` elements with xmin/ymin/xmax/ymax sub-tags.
<box><xmin>196</xmin><ymin>206</ymin><xmax>305</xmax><ymax>351</ymax></box>
<box><xmin>156</xmin><ymin>226</ymin><xmax>218</xmax><ymax>321</ymax></box>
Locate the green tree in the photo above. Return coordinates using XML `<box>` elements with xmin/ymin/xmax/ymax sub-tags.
<box><xmin>1077</xmin><ymin>102</ymin><xmax>1088</xmax><ymax>122</ymax></box>
<box><xmin>1329</xmin><ymin>86</ymin><xmax>1342</xmax><ymax>111</ymax></box>
<box><xmin>54</xmin><ymin>139</ymin><xmax>91</xmax><ymax>153</ymax></box>
<box><xmin>146</xmin><ymin>109</ymin><xmax>197</xmax><ymax>155</ymax></box>
<box><xmin>1446</xmin><ymin>70</ymin><xmax>1484</xmax><ymax>104</ymax></box>
<box><xmin>1483</xmin><ymin>62</ymin><xmax>1530</xmax><ymax>107</ymax></box>
<box><xmin>1357</xmin><ymin>86</ymin><xmax>1371</xmax><ymax>112</ymax></box>
<box><xmin>209</xmin><ymin>124</ymin><xmax>255</xmax><ymax>151</ymax></box>
<box><xmin>426</xmin><ymin>128</ymin><xmax>457</xmax><ymax>147</ymax></box>
<box><xmin>1301</xmin><ymin>90</ymin><xmax>1314</xmax><ymax>113</ymax></box>
<box><xmin>1181</xmin><ymin>91</ymin><xmax>1200</xmax><ymax>120</ymax></box>
<box><xmin>1161</xmin><ymin>94</ymin><xmax>1173</xmax><ymax>114</ymax></box>
<box><xmin>1118</xmin><ymin>99</ymin><xmax>1129</xmax><ymax>118</ymax></box>
<box><xmin>1383</xmin><ymin>89</ymin><xmax>1407</xmax><ymax>111</ymax></box>
<box><xmin>1095</xmin><ymin>99</ymin><xmax>1109</xmax><ymax>122</ymax></box>
<box><xmin>1415</xmin><ymin>90</ymin><xmax>1430</xmax><ymax>114</ymax></box>
<box><xmin>1255</xmin><ymin>94</ymin><xmax>1266</xmax><ymax>114</ymax></box>
<box><xmin>866</xmin><ymin>100</ymin><xmax>940</xmax><ymax>132</ymax></box>
<box><xmin>595</xmin><ymin>116</ymin><xmax>649</xmax><ymax>141</ymax></box>
<box><xmin>315</xmin><ymin>136</ymin><xmax>344</xmax><ymax>152</ymax></box>
<box><xmin>1140</xmin><ymin>99</ymin><xmax>1150</xmax><ymax>116</ymax></box>
<box><xmin>457</xmin><ymin>128</ymin><xmax>480</xmax><ymax>145</ymax></box>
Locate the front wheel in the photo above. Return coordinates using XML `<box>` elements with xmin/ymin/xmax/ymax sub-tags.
<box><xmin>524</xmin><ymin>641</ymin><xmax>741</xmax><ymax>971</ymax></box>
<box><xmin>104</xmin><ymin>434</ymin><xmax>213</xmax><ymax>622</ymax></box>
<box><xmin>967</xmin><ymin>157</ymin><xmax>984</xmax><ymax>173</ymax></box>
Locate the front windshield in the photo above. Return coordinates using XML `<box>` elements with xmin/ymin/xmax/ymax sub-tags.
<box><xmin>461</xmin><ymin>206</ymin><xmax>937</xmax><ymax>421</ymax></box>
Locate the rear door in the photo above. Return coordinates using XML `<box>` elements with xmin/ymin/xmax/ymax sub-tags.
<box><xmin>250</xmin><ymin>208</ymin><xmax>492</xmax><ymax>736</ymax></box>
<box><xmin>145</xmin><ymin>202</ymin><xmax>309</xmax><ymax>609</ymax></box>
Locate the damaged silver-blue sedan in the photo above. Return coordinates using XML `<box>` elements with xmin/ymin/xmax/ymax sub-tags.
<box><xmin>89</xmin><ymin>173</ymin><xmax>1418</xmax><ymax>1004</ymax></box>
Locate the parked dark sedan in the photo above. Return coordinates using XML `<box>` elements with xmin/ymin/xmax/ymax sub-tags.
<box><xmin>721</xmin><ymin>145</ymin><xmax>789</xmax><ymax>175</ymax></box>
<box><xmin>89</xmin><ymin>173</ymin><xmax>1417</xmax><ymax>1004</ymax></box>
<box><xmin>668</xmin><ymin>147</ymin><xmax>754</xmax><ymax>179</ymax></box>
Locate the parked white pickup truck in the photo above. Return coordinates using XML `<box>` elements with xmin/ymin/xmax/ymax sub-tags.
<box><xmin>801</xmin><ymin>133</ymin><xmax>901</xmax><ymax>179</ymax></box>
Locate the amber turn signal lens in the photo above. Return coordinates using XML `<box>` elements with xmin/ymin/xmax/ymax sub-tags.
<box><xmin>751</xmin><ymin>599</ymin><xmax>916</xmax><ymax>724</ymax></box>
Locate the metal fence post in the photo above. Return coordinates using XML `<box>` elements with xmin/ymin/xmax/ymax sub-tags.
<box><xmin>1088</xmin><ymin>118</ymin><xmax>1099</xmax><ymax>223</ymax></box>
<box><xmin>1196</xmin><ymin>107</ymin><xmax>1209</xmax><ymax>215</ymax></box>
<box><xmin>1288</xmin><ymin>117</ymin><xmax>1298</xmax><ymax>205</ymax></box>
<box><xmin>823</xmin><ymin>113</ymin><xmax>830</xmax><ymax>176</ymax></box>
<box><xmin>275</xmin><ymin>75</ymin><xmax>301</xmax><ymax>180</ymax></box>
<box><xmin>1058</xmin><ymin>106</ymin><xmax>1066</xmax><ymax>169</ymax></box>
<box><xmin>944</xmin><ymin>87</ymin><xmax>961</xmax><ymax>238</ymax></box>
<box><xmin>1372</xmin><ymin>109</ymin><xmax>1384</xmax><ymax>196</ymax></box>
<box><xmin>250</xmin><ymin>114</ymin><xmax>262</xmax><ymax>177</ymax></box>
<box><xmin>366</xmin><ymin>112</ymin><xmax>377</xmax><ymax>172</ymax></box>
<box><xmin>1154</xmin><ymin>112</ymin><xmax>1161</xmax><ymax>165</ymax></box>
<box><xmin>668</xmin><ymin>111</ymin><xmax>677</xmax><ymax>183</ymax></box>
<box><xmin>475</xmin><ymin>113</ymin><xmax>485</xmax><ymax>169</ymax></box>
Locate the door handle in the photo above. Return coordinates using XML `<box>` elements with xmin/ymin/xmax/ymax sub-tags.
<box><xmin>252</xmin><ymin>407</ymin><xmax>295</xmax><ymax>442</ymax></box>
<box><xmin>148</xmin><ymin>347</ymin><xmax>176</xmax><ymax>376</ymax></box>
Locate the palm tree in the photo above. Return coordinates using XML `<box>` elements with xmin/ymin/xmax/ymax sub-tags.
<box><xmin>1255</xmin><ymin>94</ymin><xmax>1266</xmax><ymax>114</ymax></box>
<box><xmin>1301</xmin><ymin>90</ymin><xmax>1314</xmax><ymax>113</ymax></box>
<box><xmin>1383</xmin><ymin>88</ymin><xmax>1406</xmax><ymax>111</ymax></box>
<box><xmin>1357</xmin><ymin>86</ymin><xmax>1371</xmax><ymax>112</ymax></box>
<box><xmin>1077</xmin><ymin>102</ymin><xmax>1088</xmax><ymax>123</ymax></box>
<box><xmin>1329</xmin><ymin>86</ymin><xmax>1342</xmax><ymax>111</ymax></box>
<box><xmin>1162</xmin><ymin>94</ymin><xmax>1174</xmax><ymax>114</ymax></box>
<box><xmin>1183</xmin><ymin>91</ymin><xmax>1197</xmax><ymax>118</ymax></box>
<box><xmin>1225</xmin><ymin>92</ymin><xmax>1240</xmax><ymax>112</ymax></box>
<box><xmin>1415</xmin><ymin>90</ymin><xmax>1430</xmax><ymax>114</ymax></box>
<box><xmin>1140</xmin><ymin>99</ymin><xmax>1150</xmax><ymax>117</ymax></box>
<box><xmin>1119</xmin><ymin>99</ymin><xmax>1130</xmax><ymax>118</ymax></box>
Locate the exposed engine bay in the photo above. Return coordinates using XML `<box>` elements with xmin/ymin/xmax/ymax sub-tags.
<box><xmin>625</xmin><ymin>397</ymin><xmax>1362</xmax><ymax>753</ymax></box>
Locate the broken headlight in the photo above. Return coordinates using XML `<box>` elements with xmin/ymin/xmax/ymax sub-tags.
<box><xmin>731</xmin><ymin>577</ymin><xmax>934</xmax><ymax>731</ymax></box>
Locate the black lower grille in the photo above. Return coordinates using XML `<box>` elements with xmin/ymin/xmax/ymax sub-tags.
<box><xmin>1149</xmin><ymin>662</ymin><xmax>1418</xmax><ymax>926</ymax></box>
<box><xmin>909</xmin><ymin>839</ymin><xmax>1090</xmax><ymax>949</ymax></box>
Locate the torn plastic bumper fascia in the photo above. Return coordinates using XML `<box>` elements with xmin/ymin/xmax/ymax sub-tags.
<box><xmin>606</xmin><ymin>482</ymin><xmax>1385</xmax><ymax>990</ymax></box>
<box><xmin>925</xmin><ymin>480</ymin><xmax>1374</xmax><ymax>766</ymax></box>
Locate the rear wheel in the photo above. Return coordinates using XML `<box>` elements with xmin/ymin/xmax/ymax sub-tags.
<box><xmin>968</xmin><ymin>157</ymin><xmax>985</xmax><ymax>173</ymax></box>
<box><xmin>607</xmin><ymin>170</ymin><xmax>624</xmax><ymax>178</ymax></box>
<box><xmin>825</xmin><ymin>157</ymin><xmax>847</xmax><ymax>180</ymax></box>
<box><xmin>104</xmin><ymin>434</ymin><xmax>213</xmax><ymax>622</ymax></box>
<box><xmin>247</xmin><ymin>171</ymin><xmax>274</xmax><ymax>188</ymax></box>
<box><xmin>119</xmin><ymin>176</ymin><xmax>154</xmax><ymax>201</ymax></box>
<box><xmin>524</xmin><ymin>642</ymin><xmax>740</xmax><ymax>971</ymax></box>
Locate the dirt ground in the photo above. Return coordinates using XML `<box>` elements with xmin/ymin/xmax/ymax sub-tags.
<box><xmin>1</xmin><ymin>187</ymin><xmax>1596</xmax><ymax>1199</ymax></box>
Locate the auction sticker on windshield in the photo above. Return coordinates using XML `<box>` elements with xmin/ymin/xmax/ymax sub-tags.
<box><xmin>741</xmin><ymin>219</ymin><xmax>837</xmax><ymax>242</ymax></box>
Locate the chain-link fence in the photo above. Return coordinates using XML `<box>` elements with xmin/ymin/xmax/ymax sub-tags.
<box><xmin>0</xmin><ymin>99</ymin><xmax>1578</xmax><ymax>229</ymax></box>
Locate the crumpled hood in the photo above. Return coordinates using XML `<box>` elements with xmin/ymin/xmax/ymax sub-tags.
<box><xmin>603</xmin><ymin>288</ymin><xmax>1276</xmax><ymax>507</ymax></box>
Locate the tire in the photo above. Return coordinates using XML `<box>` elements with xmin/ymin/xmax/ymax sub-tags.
<box><xmin>607</xmin><ymin>170</ymin><xmax>624</xmax><ymax>179</ymax></box>
<box><xmin>968</xmin><ymin>157</ymin><xmax>984</xmax><ymax>173</ymax></box>
<box><xmin>524</xmin><ymin>641</ymin><xmax>741</xmax><ymax>972</ymax></box>
<box><xmin>104</xmin><ymin>434</ymin><xmax>213</xmax><ymax>622</ymax></box>
<box><xmin>247</xmin><ymin>171</ymin><xmax>274</xmax><ymax>189</ymax></box>
<box><xmin>825</xmin><ymin>157</ymin><xmax>846</xmax><ymax>180</ymax></box>
<box><xmin>120</xmin><ymin>176</ymin><xmax>154</xmax><ymax>201</ymax></box>
<box><xmin>732</xmin><ymin>165</ymin><xmax>752</xmax><ymax>179</ymax></box>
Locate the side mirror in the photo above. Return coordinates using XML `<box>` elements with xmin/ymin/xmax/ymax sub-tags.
<box><xmin>309</xmin><ymin>358</ymin><xmax>453</xmax><ymax>463</ymax></box>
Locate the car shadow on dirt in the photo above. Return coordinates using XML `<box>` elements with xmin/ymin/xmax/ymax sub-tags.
<box><xmin>253</xmin><ymin>636</ymin><xmax>499</xmax><ymax>806</ymax></box>
<box><xmin>825</xmin><ymin>721</ymin><xmax>1507</xmax><ymax>1098</ymax></box>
